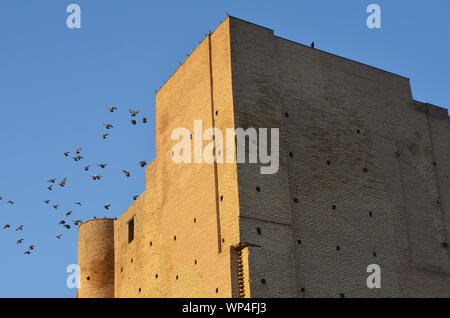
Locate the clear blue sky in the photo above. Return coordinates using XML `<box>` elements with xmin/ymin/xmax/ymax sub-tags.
<box><xmin>0</xmin><ymin>0</ymin><xmax>448</xmax><ymax>297</ymax></box>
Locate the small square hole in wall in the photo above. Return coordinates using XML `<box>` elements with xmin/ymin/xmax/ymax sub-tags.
<box><xmin>155</xmin><ymin>274</ymin><xmax>158</xmax><ymax>279</ymax></box>
<box><xmin>150</xmin><ymin>241</ymin><xmax>153</xmax><ymax>246</ymax></box>
<box><xmin>356</xmin><ymin>129</ymin><xmax>361</xmax><ymax>134</ymax></box>
<box><xmin>340</xmin><ymin>293</ymin><xmax>345</xmax><ymax>298</ymax></box>
<box><xmin>194</xmin><ymin>259</ymin><xmax>197</xmax><ymax>265</ymax></box>
<box><xmin>139</xmin><ymin>288</ymin><xmax>141</xmax><ymax>293</ymax></box>
<box><xmin>215</xmin><ymin>110</ymin><xmax>218</xmax><ymax>116</ymax></box>
<box><xmin>216</xmin><ymin>288</ymin><xmax>219</xmax><ymax>293</ymax></box>
<box><xmin>289</xmin><ymin>152</ymin><xmax>294</xmax><ymax>158</ymax></box>
<box><xmin>86</xmin><ymin>276</ymin><xmax>90</xmax><ymax>281</ymax></box>
<box><xmin>176</xmin><ymin>275</ymin><xmax>179</xmax><ymax>280</ymax></box>
<box><xmin>222</xmin><ymin>238</ymin><xmax>225</xmax><ymax>243</ymax></box>
<box><xmin>433</xmin><ymin>162</ymin><xmax>437</xmax><ymax>166</ymax></box>
<box><xmin>369</xmin><ymin>211</ymin><xmax>373</xmax><ymax>217</ymax></box>
<box><xmin>332</xmin><ymin>205</ymin><xmax>336</xmax><ymax>210</ymax></box>
<box><xmin>256</xmin><ymin>186</ymin><xmax>261</xmax><ymax>192</ymax></box>
<box><xmin>300</xmin><ymin>287</ymin><xmax>305</xmax><ymax>293</ymax></box>
<box><xmin>336</xmin><ymin>246</ymin><xmax>340</xmax><ymax>251</ymax></box>
<box><xmin>131</xmin><ymin>258</ymin><xmax>133</xmax><ymax>263</ymax></box>
<box><xmin>373</xmin><ymin>252</ymin><xmax>377</xmax><ymax>257</ymax></box>
<box><xmin>261</xmin><ymin>279</ymin><xmax>266</xmax><ymax>284</ymax></box>
<box><xmin>220</xmin><ymin>195</ymin><xmax>223</xmax><ymax>202</ymax></box>
<box><xmin>363</xmin><ymin>168</ymin><xmax>368</xmax><ymax>173</ymax></box>
<box><xmin>294</xmin><ymin>198</ymin><xmax>298</xmax><ymax>203</ymax></box>
<box><xmin>194</xmin><ymin>218</ymin><xmax>197</xmax><ymax>223</ymax></box>
<box><xmin>174</xmin><ymin>235</ymin><xmax>177</xmax><ymax>241</ymax></box>
<box><xmin>441</xmin><ymin>242</ymin><xmax>448</xmax><ymax>248</ymax></box>
<box><xmin>297</xmin><ymin>240</ymin><xmax>302</xmax><ymax>245</ymax></box>
<box><xmin>285</xmin><ymin>112</ymin><xmax>289</xmax><ymax>118</ymax></box>
<box><xmin>327</xmin><ymin>160</ymin><xmax>331</xmax><ymax>166</ymax></box>
<box><xmin>256</xmin><ymin>227</ymin><xmax>262</xmax><ymax>235</ymax></box>
<box><xmin>120</xmin><ymin>267</ymin><xmax>123</xmax><ymax>273</ymax></box>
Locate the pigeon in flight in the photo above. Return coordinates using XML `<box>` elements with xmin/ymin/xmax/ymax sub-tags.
<box><xmin>48</xmin><ymin>178</ymin><xmax>56</xmax><ymax>183</ymax></box>
<box><xmin>47</xmin><ymin>185</ymin><xmax>53</xmax><ymax>191</ymax></box>
<box><xmin>64</xmin><ymin>224</ymin><xmax>71</xmax><ymax>229</ymax></box>
<box><xmin>139</xmin><ymin>161</ymin><xmax>147</xmax><ymax>167</ymax></box>
<box><xmin>73</xmin><ymin>156</ymin><xmax>83</xmax><ymax>162</ymax></box>
<box><xmin>131</xmin><ymin>119</ymin><xmax>137</xmax><ymax>125</ymax></box>
<box><xmin>66</xmin><ymin>211</ymin><xmax>72</xmax><ymax>217</ymax></box>
<box><xmin>53</xmin><ymin>205</ymin><xmax>59</xmax><ymax>209</ymax></box>
<box><xmin>74</xmin><ymin>202</ymin><xmax>82</xmax><ymax>206</ymax></box>
<box><xmin>58</xmin><ymin>220</ymin><xmax>66</xmax><ymax>225</ymax></box>
<box><xmin>91</xmin><ymin>175</ymin><xmax>102</xmax><ymax>181</ymax></box>
<box><xmin>7</xmin><ymin>201</ymin><xmax>14</xmax><ymax>205</ymax></box>
<box><xmin>29</xmin><ymin>245</ymin><xmax>35</xmax><ymax>250</ymax></box>
<box><xmin>104</xmin><ymin>204</ymin><xmax>111</xmax><ymax>210</ymax></box>
<box><xmin>97</xmin><ymin>163</ymin><xmax>108</xmax><ymax>169</ymax></box>
<box><xmin>74</xmin><ymin>148</ymin><xmax>82</xmax><ymax>154</ymax></box>
<box><xmin>59</xmin><ymin>178</ymin><xmax>67</xmax><ymax>187</ymax></box>
<box><xmin>101</xmin><ymin>133</ymin><xmax>109</xmax><ymax>139</ymax></box>
<box><xmin>84</xmin><ymin>165</ymin><xmax>90</xmax><ymax>171</ymax></box>
<box><xmin>107</xmin><ymin>106</ymin><xmax>118</xmax><ymax>112</ymax></box>
<box><xmin>56</xmin><ymin>234</ymin><xmax>63</xmax><ymax>239</ymax></box>
<box><xmin>16</xmin><ymin>225</ymin><xmax>24</xmax><ymax>231</ymax></box>
<box><xmin>129</xmin><ymin>110</ymin><xmax>140</xmax><ymax>117</ymax></box>
<box><xmin>122</xmin><ymin>170</ymin><xmax>132</xmax><ymax>177</ymax></box>
<box><xmin>103</xmin><ymin>123</ymin><xmax>114</xmax><ymax>129</ymax></box>
<box><xmin>133</xmin><ymin>195</ymin><xmax>139</xmax><ymax>201</ymax></box>
<box><xmin>17</xmin><ymin>239</ymin><xmax>24</xmax><ymax>244</ymax></box>
<box><xmin>143</xmin><ymin>117</ymin><xmax>147</xmax><ymax>124</ymax></box>
<box><xmin>3</xmin><ymin>224</ymin><xmax>10</xmax><ymax>230</ymax></box>
<box><xmin>64</xmin><ymin>152</ymin><xmax>69</xmax><ymax>157</ymax></box>
<box><xmin>44</xmin><ymin>200</ymin><xmax>50</xmax><ymax>204</ymax></box>
<box><xmin>24</xmin><ymin>251</ymin><xmax>31</xmax><ymax>255</ymax></box>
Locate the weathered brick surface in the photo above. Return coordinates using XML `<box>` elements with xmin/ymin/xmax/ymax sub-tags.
<box><xmin>77</xmin><ymin>17</ymin><xmax>450</xmax><ymax>298</ymax></box>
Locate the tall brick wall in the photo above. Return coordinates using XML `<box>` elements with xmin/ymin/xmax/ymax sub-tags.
<box><xmin>77</xmin><ymin>16</ymin><xmax>449</xmax><ymax>298</ymax></box>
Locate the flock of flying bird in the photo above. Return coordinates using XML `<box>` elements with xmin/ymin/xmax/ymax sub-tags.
<box><xmin>1</xmin><ymin>107</ymin><xmax>148</xmax><ymax>256</ymax></box>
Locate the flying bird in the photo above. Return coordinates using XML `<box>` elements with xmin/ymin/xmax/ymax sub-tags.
<box><xmin>143</xmin><ymin>117</ymin><xmax>147</xmax><ymax>124</ymax></box>
<box><xmin>107</xmin><ymin>106</ymin><xmax>118</xmax><ymax>112</ymax></box>
<box><xmin>129</xmin><ymin>110</ymin><xmax>140</xmax><ymax>117</ymax></box>
<box><xmin>66</xmin><ymin>211</ymin><xmax>72</xmax><ymax>217</ymax></box>
<box><xmin>103</xmin><ymin>123</ymin><xmax>114</xmax><ymax>130</ymax></box>
<box><xmin>104</xmin><ymin>204</ymin><xmax>111</xmax><ymax>210</ymax></box>
<box><xmin>74</xmin><ymin>202</ymin><xmax>82</xmax><ymax>206</ymax></box>
<box><xmin>7</xmin><ymin>201</ymin><xmax>14</xmax><ymax>205</ymax></box>
<box><xmin>44</xmin><ymin>200</ymin><xmax>50</xmax><ymax>204</ymax></box>
<box><xmin>91</xmin><ymin>175</ymin><xmax>102</xmax><ymax>180</ymax></box>
<box><xmin>139</xmin><ymin>161</ymin><xmax>147</xmax><ymax>167</ymax></box>
<box><xmin>47</xmin><ymin>185</ymin><xmax>53</xmax><ymax>191</ymax></box>
<box><xmin>48</xmin><ymin>178</ymin><xmax>56</xmax><ymax>183</ymax></box>
<box><xmin>131</xmin><ymin>119</ymin><xmax>137</xmax><ymax>125</ymax></box>
<box><xmin>101</xmin><ymin>133</ymin><xmax>109</xmax><ymax>139</ymax></box>
<box><xmin>133</xmin><ymin>195</ymin><xmax>139</xmax><ymax>201</ymax></box>
<box><xmin>64</xmin><ymin>152</ymin><xmax>69</xmax><ymax>157</ymax></box>
<box><xmin>16</xmin><ymin>225</ymin><xmax>24</xmax><ymax>231</ymax></box>
<box><xmin>84</xmin><ymin>165</ymin><xmax>90</xmax><ymax>171</ymax></box>
<box><xmin>58</xmin><ymin>220</ymin><xmax>66</xmax><ymax>225</ymax></box>
<box><xmin>122</xmin><ymin>170</ymin><xmax>131</xmax><ymax>177</ymax></box>
<box><xmin>17</xmin><ymin>239</ymin><xmax>24</xmax><ymax>244</ymax></box>
<box><xmin>29</xmin><ymin>245</ymin><xmax>35</xmax><ymax>250</ymax></box>
<box><xmin>64</xmin><ymin>224</ymin><xmax>71</xmax><ymax>229</ymax></box>
<box><xmin>97</xmin><ymin>163</ymin><xmax>108</xmax><ymax>169</ymax></box>
<box><xmin>3</xmin><ymin>224</ymin><xmax>10</xmax><ymax>230</ymax></box>
<box><xmin>53</xmin><ymin>205</ymin><xmax>59</xmax><ymax>209</ymax></box>
<box><xmin>73</xmin><ymin>220</ymin><xmax>82</xmax><ymax>226</ymax></box>
<box><xmin>74</xmin><ymin>148</ymin><xmax>82</xmax><ymax>154</ymax></box>
<box><xmin>59</xmin><ymin>177</ymin><xmax>67</xmax><ymax>187</ymax></box>
<box><xmin>56</xmin><ymin>234</ymin><xmax>63</xmax><ymax>239</ymax></box>
<box><xmin>24</xmin><ymin>251</ymin><xmax>31</xmax><ymax>255</ymax></box>
<box><xmin>73</xmin><ymin>156</ymin><xmax>83</xmax><ymax>162</ymax></box>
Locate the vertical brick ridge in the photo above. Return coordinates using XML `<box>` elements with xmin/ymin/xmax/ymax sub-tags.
<box><xmin>425</xmin><ymin>103</ymin><xmax>449</xmax><ymax>257</ymax></box>
<box><xmin>208</xmin><ymin>32</ymin><xmax>223</xmax><ymax>254</ymax></box>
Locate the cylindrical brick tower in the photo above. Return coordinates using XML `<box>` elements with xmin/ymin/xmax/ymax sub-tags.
<box><xmin>78</xmin><ymin>218</ymin><xmax>115</xmax><ymax>298</ymax></box>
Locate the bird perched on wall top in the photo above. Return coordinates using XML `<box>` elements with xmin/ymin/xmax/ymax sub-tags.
<box><xmin>311</xmin><ymin>41</ymin><xmax>315</xmax><ymax>48</ymax></box>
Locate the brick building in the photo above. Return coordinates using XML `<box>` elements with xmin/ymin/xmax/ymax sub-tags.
<box><xmin>77</xmin><ymin>17</ymin><xmax>450</xmax><ymax>298</ymax></box>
